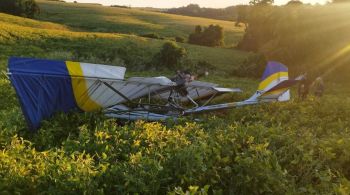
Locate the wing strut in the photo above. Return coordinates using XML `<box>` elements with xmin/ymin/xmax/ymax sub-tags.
<box><xmin>101</xmin><ymin>81</ymin><xmax>133</xmax><ymax>105</ymax></box>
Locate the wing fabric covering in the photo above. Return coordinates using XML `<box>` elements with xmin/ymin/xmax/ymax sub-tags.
<box><xmin>8</xmin><ymin>57</ymin><xmax>126</xmax><ymax>130</ymax></box>
<box><xmin>155</xmin><ymin>81</ymin><xmax>241</xmax><ymax>102</ymax></box>
<box><xmin>156</xmin><ymin>80</ymin><xmax>218</xmax><ymax>102</ymax></box>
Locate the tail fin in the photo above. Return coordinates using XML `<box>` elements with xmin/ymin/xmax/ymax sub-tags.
<box><xmin>184</xmin><ymin>61</ymin><xmax>302</xmax><ymax>114</ymax></box>
<box><xmin>245</xmin><ymin>61</ymin><xmax>298</xmax><ymax>103</ymax></box>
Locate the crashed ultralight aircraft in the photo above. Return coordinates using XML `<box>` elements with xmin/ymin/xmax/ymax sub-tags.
<box><xmin>8</xmin><ymin>57</ymin><xmax>301</xmax><ymax>130</ymax></box>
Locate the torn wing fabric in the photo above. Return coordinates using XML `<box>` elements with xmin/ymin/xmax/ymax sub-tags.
<box><xmin>9</xmin><ymin>57</ymin><xmax>175</xmax><ymax>130</ymax></box>
<box><xmin>155</xmin><ymin>80</ymin><xmax>241</xmax><ymax>102</ymax></box>
<box><xmin>9</xmin><ymin>57</ymin><xmax>178</xmax><ymax>129</ymax></box>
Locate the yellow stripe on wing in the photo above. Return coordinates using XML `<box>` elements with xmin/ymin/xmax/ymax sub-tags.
<box><xmin>258</xmin><ymin>72</ymin><xmax>288</xmax><ymax>91</ymax></box>
<box><xmin>66</xmin><ymin>61</ymin><xmax>101</xmax><ymax>112</ymax></box>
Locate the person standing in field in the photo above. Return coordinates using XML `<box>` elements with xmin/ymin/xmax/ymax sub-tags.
<box><xmin>298</xmin><ymin>73</ymin><xmax>311</xmax><ymax>100</ymax></box>
<box><xmin>312</xmin><ymin>76</ymin><xmax>325</xmax><ymax>97</ymax></box>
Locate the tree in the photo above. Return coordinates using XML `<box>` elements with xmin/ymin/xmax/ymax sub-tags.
<box><xmin>201</xmin><ymin>25</ymin><xmax>224</xmax><ymax>46</ymax></box>
<box><xmin>186</xmin><ymin>4</ymin><xmax>201</xmax><ymax>14</ymax></box>
<box><xmin>175</xmin><ymin>36</ymin><xmax>185</xmax><ymax>43</ymax></box>
<box><xmin>0</xmin><ymin>0</ymin><xmax>40</xmax><ymax>18</ymax></box>
<box><xmin>235</xmin><ymin>5</ymin><xmax>249</xmax><ymax>28</ymax></box>
<box><xmin>188</xmin><ymin>25</ymin><xmax>224</xmax><ymax>47</ymax></box>
<box><xmin>158</xmin><ymin>42</ymin><xmax>187</xmax><ymax>68</ymax></box>
<box><xmin>249</xmin><ymin>0</ymin><xmax>274</xmax><ymax>6</ymax></box>
<box><xmin>286</xmin><ymin>0</ymin><xmax>304</xmax><ymax>6</ymax></box>
<box><xmin>332</xmin><ymin>0</ymin><xmax>350</xmax><ymax>3</ymax></box>
<box><xmin>194</xmin><ymin>25</ymin><xmax>202</xmax><ymax>34</ymax></box>
<box><xmin>188</xmin><ymin>25</ymin><xmax>203</xmax><ymax>45</ymax></box>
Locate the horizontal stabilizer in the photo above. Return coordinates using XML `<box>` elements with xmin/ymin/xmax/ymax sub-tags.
<box><xmin>213</xmin><ymin>87</ymin><xmax>242</xmax><ymax>93</ymax></box>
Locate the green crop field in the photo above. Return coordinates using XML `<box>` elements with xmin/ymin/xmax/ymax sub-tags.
<box><xmin>0</xmin><ymin>9</ymin><xmax>253</xmax><ymax>75</ymax></box>
<box><xmin>35</xmin><ymin>0</ymin><xmax>244</xmax><ymax>48</ymax></box>
<box><xmin>0</xmin><ymin>1</ymin><xmax>350</xmax><ymax>194</ymax></box>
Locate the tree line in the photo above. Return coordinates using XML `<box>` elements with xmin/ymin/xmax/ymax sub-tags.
<box><xmin>166</xmin><ymin>0</ymin><xmax>350</xmax><ymax>24</ymax></box>
<box><xmin>166</xmin><ymin>4</ymin><xmax>237</xmax><ymax>21</ymax></box>
<box><xmin>0</xmin><ymin>0</ymin><xmax>40</xmax><ymax>18</ymax></box>
<box><xmin>188</xmin><ymin>25</ymin><xmax>224</xmax><ymax>47</ymax></box>
<box><xmin>237</xmin><ymin>2</ymin><xmax>350</xmax><ymax>81</ymax></box>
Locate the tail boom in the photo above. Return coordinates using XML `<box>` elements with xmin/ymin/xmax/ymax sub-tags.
<box><xmin>184</xmin><ymin>61</ymin><xmax>301</xmax><ymax>115</ymax></box>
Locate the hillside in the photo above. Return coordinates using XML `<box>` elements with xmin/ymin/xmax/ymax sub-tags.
<box><xmin>0</xmin><ymin>12</ymin><xmax>253</xmax><ymax>76</ymax></box>
<box><xmin>35</xmin><ymin>0</ymin><xmax>244</xmax><ymax>47</ymax></box>
<box><xmin>166</xmin><ymin>4</ymin><xmax>238</xmax><ymax>22</ymax></box>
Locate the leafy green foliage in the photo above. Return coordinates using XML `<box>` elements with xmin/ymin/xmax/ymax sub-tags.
<box><xmin>166</xmin><ymin>4</ymin><xmax>238</xmax><ymax>22</ymax></box>
<box><xmin>235</xmin><ymin>5</ymin><xmax>249</xmax><ymax>28</ymax></box>
<box><xmin>36</xmin><ymin>0</ymin><xmax>244</xmax><ymax>48</ymax></box>
<box><xmin>286</xmin><ymin>0</ymin><xmax>304</xmax><ymax>6</ymax></box>
<box><xmin>238</xmin><ymin>4</ymin><xmax>350</xmax><ymax>81</ymax></box>
<box><xmin>0</xmin><ymin>0</ymin><xmax>40</xmax><ymax>18</ymax></box>
<box><xmin>249</xmin><ymin>0</ymin><xmax>274</xmax><ymax>6</ymax></box>
<box><xmin>153</xmin><ymin>42</ymin><xmax>187</xmax><ymax>70</ymax></box>
<box><xmin>1</xmin><ymin>58</ymin><xmax>350</xmax><ymax>194</ymax></box>
<box><xmin>189</xmin><ymin>25</ymin><xmax>224</xmax><ymax>47</ymax></box>
<box><xmin>140</xmin><ymin>33</ymin><xmax>163</xmax><ymax>40</ymax></box>
<box><xmin>332</xmin><ymin>0</ymin><xmax>350</xmax><ymax>3</ymax></box>
<box><xmin>1</xmin><ymin>81</ymin><xmax>350</xmax><ymax>194</ymax></box>
<box><xmin>0</xmin><ymin>11</ymin><xmax>255</xmax><ymax>76</ymax></box>
<box><xmin>175</xmin><ymin>36</ymin><xmax>185</xmax><ymax>43</ymax></box>
<box><xmin>231</xmin><ymin>53</ymin><xmax>267</xmax><ymax>77</ymax></box>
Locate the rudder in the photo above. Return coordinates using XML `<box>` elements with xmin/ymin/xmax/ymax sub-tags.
<box><xmin>245</xmin><ymin>61</ymin><xmax>296</xmax><ymax>103</ymax></box>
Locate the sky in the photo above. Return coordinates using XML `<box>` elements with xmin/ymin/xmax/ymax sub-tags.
<box><xmin>64</xmin><ymin>0</ymin><xmax>327</xmax><ymax>8</ymax></box>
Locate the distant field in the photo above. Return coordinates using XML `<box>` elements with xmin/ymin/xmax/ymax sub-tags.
<box><xmin>35</xmin><ymin>0</ymin><xmax>244</xmax><ymax>47</ymax></box>
<box><xmin>0</xmin><ymin>12</ymin><xmax>253</xmax><ymax>76</ymax></box>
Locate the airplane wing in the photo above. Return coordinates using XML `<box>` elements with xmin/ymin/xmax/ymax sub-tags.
<box><xmin>8</xmin><ymin>57</ymin><xmax>175</xmax><ymax>130</ymax></box>
<box><xmin>105</xmin><ymin>105</ymin><xmax>176</xmax><ymax>121</ymax></box>
<box><xmin>155</xmin><ymin>80</ymin><xmax>242</xmax><ymax>102</ymax></box>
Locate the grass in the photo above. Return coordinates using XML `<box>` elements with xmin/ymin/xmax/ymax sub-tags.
<box><xmin>36</xmin><ymin>0</ymin><xmax>244</xmax><ymax>48</ymax></box>
<box><xmin>0</xmin><ymin>12</ymin><xmax>253</xmax><ymax>76</ymax></box>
